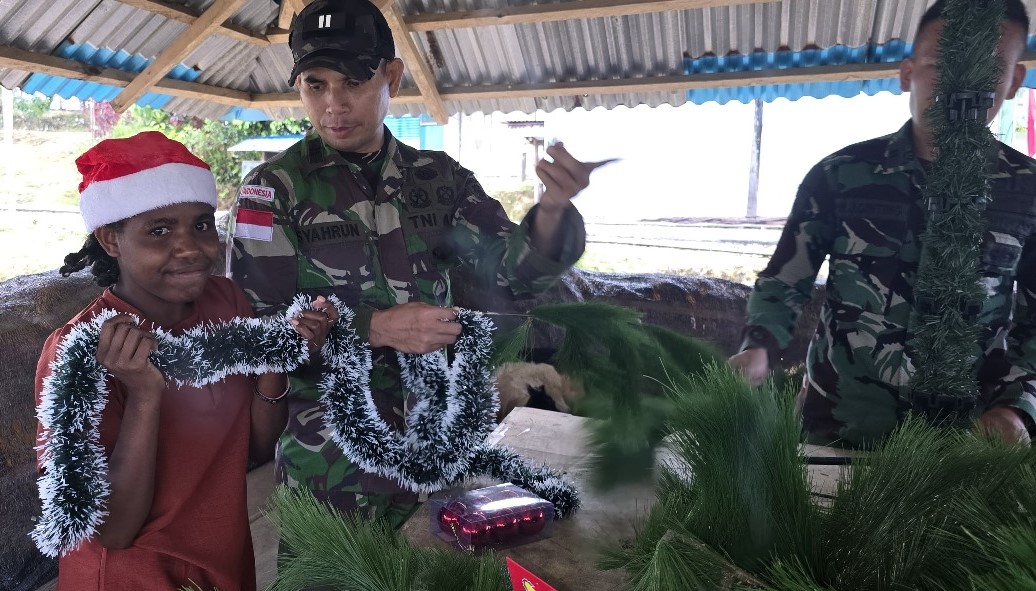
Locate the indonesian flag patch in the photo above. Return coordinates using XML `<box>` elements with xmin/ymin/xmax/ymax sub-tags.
<box><xmin>506</xmin><ymin>558</ymin><xmax>557</xmax><ymax>591</ymax></box>
<box><xmin>235</xmin><ymin>207</ymin><xmax>274</xmax><ymax>241</ymax></box>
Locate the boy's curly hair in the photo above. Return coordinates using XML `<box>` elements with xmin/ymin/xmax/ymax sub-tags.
<box><xmin>59</xmin><ymin>223</ymin><xmax>122</xmax><ymax>287</ymax></box>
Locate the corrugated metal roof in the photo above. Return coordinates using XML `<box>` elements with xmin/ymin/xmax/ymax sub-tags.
<box><xmin>681</xmin><ymin>40</ymin><xmax>909</xmax><ymax>104</ymax></box>
<box><xmin>0</xmin><ymin>0</ymin><xmax>1033</xmax><ymax>119</ymax></box>
<box><xmin>21</xmin><ymin>43</ymin><xmax>202</xmax><ymax>109</ymax></box>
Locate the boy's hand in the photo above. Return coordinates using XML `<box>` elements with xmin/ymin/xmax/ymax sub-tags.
<box><xmin>97</xmin><ymin>314</ymin><xmax>165</xmax><ymax>401</ymax></box>
<box><xmin>291</xmin><ymin>296</ymin><xmax>340</xmax><ymax>355</ymax></box>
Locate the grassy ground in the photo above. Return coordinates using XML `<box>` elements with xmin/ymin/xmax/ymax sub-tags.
<box><xmin>576</xmin><ymin>242</ymin><xmax>767</xmax><ymax>284</ymax></box>
<box><xmin>0</xmin><ymin>130</ymin><xmax>95</xmax><ymax>207</ymax></box>
<box><xmin>0</xmin><ymin>131</ymin><xmax>97</xmax><ymax>281</ymax></box>
<box><xmin>0</xmin><ymin>130</ymin><xmax>771</xmax><ymax>284</ymax></box>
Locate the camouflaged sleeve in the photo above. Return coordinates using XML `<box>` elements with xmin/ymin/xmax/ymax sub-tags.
<box><xmin>743</xmin><ymin>164</ymin><xmax>834</xmax><ymax>356</ymax></box>
<box><xmin>449</xmin><ymin>167</ymin><xmax>585</xmax><ymax>299</ymax></box>
<box><xmin>226</xmin><ymin>164</ymin><xmax>303</xmax><ymax>318</ymax></box>
<box><xmin>988</xmin><ymin>236</ymin><xmax>1036</xmax><ymax>432</ymax></box>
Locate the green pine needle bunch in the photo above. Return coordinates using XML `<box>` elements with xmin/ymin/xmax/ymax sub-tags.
<box><xmin>267</xmin><ymin>486</ymin><xmax>509</xmax><ymax>591</ymax></box>
<box><xmin>490</xmin><ymin>301</ymin><xmax>725</xmax><ymax>487</ymax></box>
<box><xmin>603</xmin><ymin>364</ymin><xmax>1036</xmax><ymax>591</ymax></box>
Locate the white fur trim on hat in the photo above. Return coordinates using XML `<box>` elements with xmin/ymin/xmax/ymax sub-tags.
<box><xmin>79</xmin><ymin>162</ymin><xmax>218</xmax><ymax>232</ymax></box>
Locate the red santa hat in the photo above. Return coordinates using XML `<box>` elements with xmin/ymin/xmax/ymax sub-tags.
<box><xmin>76</xmin><ymin>131</ymin><xmax>218</xmax><ymax>232</ymax></box>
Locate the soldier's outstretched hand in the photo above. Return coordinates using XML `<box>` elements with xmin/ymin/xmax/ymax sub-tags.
<box><xmin>535</xmin><ymin>142</ymin><xmax>615</xmax><ymax>211</ymax></box>
<box><xmin>369</xmin><ymin>302</ymin><xmax>462</xmax><ymax>354</ymax></box>
<box><xmin>978</xmin><ymin>406</ymin><xmax>1031</xmax><ymax>445</ymax></box>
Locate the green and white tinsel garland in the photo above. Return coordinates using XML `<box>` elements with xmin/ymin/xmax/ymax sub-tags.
<box><xmin>33</xmin><ymin>295</ymin><xmax>579</xmax><ymax>558</ymax></box>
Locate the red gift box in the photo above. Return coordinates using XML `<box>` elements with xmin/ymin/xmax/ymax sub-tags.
<box><xmin>431</xmin><ymin>484</ymin><xmax>554</xmax><ymax>550</ymax></box>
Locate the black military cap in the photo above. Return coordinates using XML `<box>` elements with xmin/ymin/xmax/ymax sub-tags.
<box><xmin>287</xmin><ymin>0</ymin><xmax>396</xmax><ymax>86</ymax></box>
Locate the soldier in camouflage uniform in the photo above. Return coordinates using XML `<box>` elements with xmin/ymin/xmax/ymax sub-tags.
<box><xmin>227</xmin><ymin>0</ymin><xmax>601</xmax><ymax>526</ymax></box>
<box><xmin>729</xmin><ymin>0</ymin><xmax>1036</xmax><ymax>448</ymax></box>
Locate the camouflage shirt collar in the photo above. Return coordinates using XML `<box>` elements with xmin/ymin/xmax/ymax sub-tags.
<box><xmin>300</xmin><ymin>126</ymin><xmax>424</xmax><ymax>176</ymax></box>
<box><xmin>879</xmin><ymin>119</ymin><xmax>1004</xmax><ymax>176</ymax></box>
<box><xmin>877</xmin><ymin>120</ymin><xmax>922</xmax><ymax>175</ymax></box>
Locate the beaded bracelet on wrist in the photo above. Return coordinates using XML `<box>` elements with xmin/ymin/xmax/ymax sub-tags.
<box><xmin>254</xmin><ymin>378</ymin><xmax>290</xmax><ymax>403</ymax></box>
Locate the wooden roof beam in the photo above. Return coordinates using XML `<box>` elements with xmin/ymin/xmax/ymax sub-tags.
<box><xmin>381</xmin><ymin>2</ymin><xmax>449</xmax><ymax>124</ymax></box>
<box><xmin>406</xmin><ymin>0</ymin><xmax>773</xmax><ymax>31</ymax></box>
<box><xmin>112</xmin><ymin>0</ymin><xmax>247</xmax><ymax>112</ymax></box>
<box><xmin>251</xmin><ymin>62</ymin><xmax>905</xmax><ymax>108</ymax></box>
<box><xmin>277</xmin><ymin>0</ymin><xmax>305</xmax><ymax>30</ymax></box>
<box><xmin>117</xmin><ymin>0</ymin><xmax>271</xmax><ymax>47</ymax></box>
<box><xmin>433</xmin><ymin>62</ymin><xmax>902</xmax><ymax>100</ymax></box>
<box><xmin>0</xmin><ymin>45</ymin><xmax>130</xmax><ymax>86</ymax></box>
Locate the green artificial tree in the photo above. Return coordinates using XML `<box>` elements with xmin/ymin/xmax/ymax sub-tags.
<box><xmin>908</xmin><ymin>0</ymin><xmax>1002</xmax><ymax>423</ymax></box>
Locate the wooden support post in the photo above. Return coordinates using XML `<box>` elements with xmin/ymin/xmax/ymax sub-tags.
<box><xmin>111</xmin><ymin>0</ymin><xmax>247</xmax><ymax>112</ymax></box>
<box><xmin>746</xmin><ymin>99</ymin><xmax>763</xmax><ymax>219</ymax></box>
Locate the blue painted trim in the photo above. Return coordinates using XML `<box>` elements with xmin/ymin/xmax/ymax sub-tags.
<box><xmin>682</xmin><ymin>41</ymin><xmax>911</xmax><ymax>104</ymax></box>
<box><xmin>683</xmin><ymin>36</ymin><xmax>1036</xmax><ymax>104</ymax></box>
<box><xmin>21</xmin><ymin>42</ymin><xmax>200</xmax><ymax>108</ymax></box>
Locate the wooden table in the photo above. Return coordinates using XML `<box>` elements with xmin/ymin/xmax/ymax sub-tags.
<box><xmin>399</xmin><ymin>409</ymin><xmax>852</xmax><ymax>590</ymax></box>
<box><xmin>402</xmin><ymin>407</ymin><xmax>652</xmax><ymax>591</ymax></box>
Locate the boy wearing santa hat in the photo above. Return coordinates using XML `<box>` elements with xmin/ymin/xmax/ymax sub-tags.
<box><xmin>34</xmin><ymin>131</ymin><xmax>332</xmax><ymax>590</ymax></box>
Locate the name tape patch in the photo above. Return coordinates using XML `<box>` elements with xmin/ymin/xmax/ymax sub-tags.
<box><xmin>238</xmin><ymin>184</ymin><xmax>275</xmax><ymax>202</ymax></box>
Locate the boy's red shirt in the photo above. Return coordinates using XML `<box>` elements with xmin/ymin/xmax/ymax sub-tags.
<box><xmin>35</xmin><ymin>277</ymin><xmax>257</xmax><ymax>591</ymax></box>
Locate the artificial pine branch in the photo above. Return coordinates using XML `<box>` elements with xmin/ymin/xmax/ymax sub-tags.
<box><xmin>909</xmin><ymin>0</ymin><xmax>1002</xmax><ymax>421</ymax></box>
<box><xmin>818</xmin><ymin>419</ymin><xmax>1031</xmax><ymax>589</ymax></box>
<box><xmin>501</xmin><ymin>301</ymin><xmax>724</xmax><ymax>488</ymax></box>
<box><xmin>605</xmin><ymin>363</ymin><xmax>1036</xmax><ymax>591</ymax></box>
<box><xmin>662</xmin><ymin>366</ymin><xmax>818</xmax><ymax>573</ymax></box>
<box><xmin>958</xmin><ymin>527</ymin><xmax>1036</xmax><ymax>590</ymax></box>
<box><xmin>489</xmin><ymin>316</ymin><xmax>532</xmax><ymax>368</ymax></box>
<box><xmin>268</xmin><ymin>486</ymin><xmax>509</xmax><ymax>591</ymax></box>
<box><xmin>603</xmin><ymin>364</ymin><xmax>816</xmax><ymax>589</ymax></box>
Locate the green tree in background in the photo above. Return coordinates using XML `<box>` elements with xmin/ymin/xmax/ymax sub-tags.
<box><xmin>111</xmin><ymin>105</ymin><xmax>308</xmax><ymax>208</ymax></box>
<box><xmin>8</xmin><ymin>91</ymin><xmax>85</xmax><ymax>131</ymax></box>
<box><xmin>14</xmin><ymin>92</ymin><xmax>52</xmax><ymax>121</ymax></box>
<box><xmin>491</xmin><ymin>184</ymin><xmax>535</xmax><ymax>221</ymax></box>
